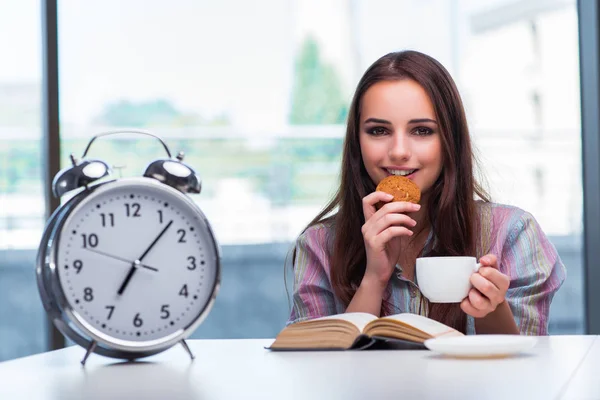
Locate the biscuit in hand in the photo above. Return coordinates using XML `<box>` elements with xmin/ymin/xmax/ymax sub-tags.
<box><xmin>375</xmin><ymin>175</ymin><xmax>421</xmax><ymax>209</ymax></box>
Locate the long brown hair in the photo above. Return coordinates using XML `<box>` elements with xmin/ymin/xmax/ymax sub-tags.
<box><xmin>295</xmin><ymin>50</ymin><xmax>490</xmax><ymax>332</ymax></box>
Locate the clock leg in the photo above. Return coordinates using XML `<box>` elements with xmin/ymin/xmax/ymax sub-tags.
<box><xmin>180</xmin><ymin>339</ymin><xmax>195</xmax><ymax>361</ymax></box>
<box><xmin>81</xmin><ymin>340</ymin><xmax>97</xmax><ymax>366</ymax></box>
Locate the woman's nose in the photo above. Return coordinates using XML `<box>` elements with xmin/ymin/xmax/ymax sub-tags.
<box><xmin>389</xmin><ymin>132</ymin><xmax>411</xmax><ymax>161</ymax></box>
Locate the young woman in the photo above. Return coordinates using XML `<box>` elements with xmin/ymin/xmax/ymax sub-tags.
<box><xmin>288</xmin><ymin>50</ymin><xmax>566</xmax><ymax>335</ymax></box>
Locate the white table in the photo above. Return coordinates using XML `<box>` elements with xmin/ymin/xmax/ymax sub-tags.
<box><xmin>0</xmin><ymin>336</ymin><xmax>597</xmax><ymax>400</ymax></box>
<box><xmin>559</xmin><ymin>335</ymin><xmax>600</xmax><ymax>400</ymax></box>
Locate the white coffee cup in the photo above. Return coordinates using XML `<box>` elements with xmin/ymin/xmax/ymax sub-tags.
<box><xmin>416</xmin><ymin>256</ymin><xmax>481</xmax><ymax>303</ymax></box>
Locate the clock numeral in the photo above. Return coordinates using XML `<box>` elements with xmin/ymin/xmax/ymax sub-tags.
<box><xmin>177</xmin><ymin>229</ymin><xmax>187</xmax><ymax>243</ymax></box>
<box><xmin>179</xmin><ymin>284</ymin><xmax>189</xmax><ymax>298</ymax></box>
<box><xmin>187</xmin><ymin>256</ymin><xmax>196</xmax><ymax>270</ymax></box>
<box><xmin>83</xmin><ymin>287</ymin><xmax>94</xmax><ymax>302</ymax></box>
<box><xmin>133</xmin><ymin>313</ymin><xmax>143</xmax><ymax>327</ymax></box>
<box><xmin>105</xmin><ymin>305</ymin><xmax>115</xmax><ymax>320</ymax></box>
<box><xmin>73</xmin><ymin>259</ymin><xmax>83</xmax><ymax>274</ymax></box>
<box><xmin>100</xmin><ymin>213</ymin><xmax>115</xmax><ymax>227</ymax></box>
<box><xmin>125</xmin><ymin>202</ymin><xmax>141</xmax><ymax>217</ymax></box>
<box><xmin>157</xmin><ymin>210</ymin><xmax>163</xmax><ymax>224</ymax></box>
<box><xmin>160</xmin><ymin>305</ymin><xmax>170</xmax><ymax>319</ymax></box>
<box><xmin>81</xmin><ymin>233</ymin><xmax>99</xmax><ymax>248</ymax></box>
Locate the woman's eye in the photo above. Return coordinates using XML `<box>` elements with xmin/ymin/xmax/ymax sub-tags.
<box><xmin>368</xmin><ymin>127</ymin><xmax>387</xmax><ymax>136</ymax></box>
<box><xmin>414</xmin><ymin>127</ymin><xmax>433</xmax><ymax>136</ymax></box>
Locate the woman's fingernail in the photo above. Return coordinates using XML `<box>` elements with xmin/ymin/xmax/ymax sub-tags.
<box><xmin>413</xmin><ymin>204</ymin><xmax>421</xmax><ymax>210</ymax></box>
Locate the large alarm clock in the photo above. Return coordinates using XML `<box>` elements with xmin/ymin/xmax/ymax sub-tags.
<box><xmin>36</xmin><ymin>130</ymin><xmax>220</xmax><ymax>365</ymax></box>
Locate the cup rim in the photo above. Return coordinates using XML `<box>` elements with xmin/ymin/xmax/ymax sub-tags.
<box><xmin>416</xmin><ymin>256</ymin><xmax>476</xmax><ymax>261</ymax></box>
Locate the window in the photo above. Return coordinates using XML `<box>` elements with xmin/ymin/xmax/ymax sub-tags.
<box><xmin>460</xmin><ymin>0</ymin><xmax>582</xmax><ymax>332</ymax></box>
<box><xmin>0</xmin><ymin>0</ymin><xmax>580</xmax><ymax>362</ymax></box>
<box><xmin>0</xmin><ymin>0</ymin><xmax>46</xmax><ymax>361</ymax></box>
<box><xmin>55</xmin><ymin>0</ymin><xmax>582</xmax><ymax>341</ymax></box>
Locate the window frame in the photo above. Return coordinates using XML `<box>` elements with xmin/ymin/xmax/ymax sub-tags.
<box><xmin>578</xmin><ymin>0</ymin><xmax>600</xmax><ymax>334</ymax></box>
<box><xmin>42</xmin><ymin>0</ymin><xmax>63</xmax><ymax>350</ymax></box>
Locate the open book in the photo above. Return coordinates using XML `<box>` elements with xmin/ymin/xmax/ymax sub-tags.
<box><xmin>269</xmin><ymin>312</ymin><xmax>463</xmax><ymax>351</ymax></box>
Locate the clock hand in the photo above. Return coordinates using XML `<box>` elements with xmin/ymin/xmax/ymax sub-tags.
<box><xmin>84</xmin><ymin>247</ymin><xmax>158</xmax><ymax>272</ymax></box>
<box><xmin>117</xmin><ymin>262</ymin><xmax>138</xmax><ymax>295</ymax></box>
<box><xmin>137</xmin><ymin>220</ymin><xmax>174</xmax><ymax>262</ymax></box>
<box><xmin>117</xmin><ymin>220</ymin><xmax>173</xmax><ymax>295</ymax></box>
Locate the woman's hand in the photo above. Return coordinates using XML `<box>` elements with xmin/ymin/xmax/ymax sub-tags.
<box><xmin>460</xmin><ymin>254</ymin><xmax>510</xmax><ymax>318</ymax></box>
<box><xmin>361</xmin><ymin>191</ymin><xmax>420</xmax><ymax>288</ymax></box>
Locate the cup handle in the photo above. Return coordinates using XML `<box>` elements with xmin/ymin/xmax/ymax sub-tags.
<box><xmin>474</xmin><ymin>262</ymin><xmax>482</xmax><ymax>272</ymax></box>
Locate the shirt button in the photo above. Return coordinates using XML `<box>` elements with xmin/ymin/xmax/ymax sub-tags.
<box><xmin>410</xmin><ymin>287</ymin><xmax>417</xmax><ymax>298</ymax></box>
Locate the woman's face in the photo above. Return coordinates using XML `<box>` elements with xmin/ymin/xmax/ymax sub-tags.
<box><xmin>359</xmin><ymin>79</ymin><xmax>443</xmax><ymax>200</ymax></box>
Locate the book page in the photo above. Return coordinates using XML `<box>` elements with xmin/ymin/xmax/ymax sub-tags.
<box><xmin>384</xmin><ymin>313</ymin><xmax>463</xmax><ymax>337</ymax></box>
<box><xmin>313</xmin><ymin>312</ymin><xmax>378</xmax><ymax>333</ymax></box>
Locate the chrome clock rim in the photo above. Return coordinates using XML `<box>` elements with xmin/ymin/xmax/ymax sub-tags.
<box><xmin>36</xmin><ymin>177</ymin><xmax>221</xmax><ymax>358</ymax></box>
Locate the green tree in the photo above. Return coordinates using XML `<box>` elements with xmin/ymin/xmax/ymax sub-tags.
<box><xmin>94</xmin><ymin>99</ymin><xmax>178</xmax><ymax>126</ymax></box>
<box><xmin>289</xmin><ymin>36</ymin><xmax>348</xmax><ymax>125</ymax></box>
<box><xmin>94</xmin><ymin>99</ymin><xmax>230</xmax><ymax>127</ymax></box>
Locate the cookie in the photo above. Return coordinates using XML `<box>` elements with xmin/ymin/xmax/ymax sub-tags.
<box><xmin>375</xmin><ymin>175</ymin><xmax>421</xmax><ymax>208</ymax></box>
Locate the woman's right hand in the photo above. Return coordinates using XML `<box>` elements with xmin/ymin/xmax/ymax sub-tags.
<box><xmin>361</xmin><ymin>191</ymin><xmax>420</xmax><ymax>288</ymax></box>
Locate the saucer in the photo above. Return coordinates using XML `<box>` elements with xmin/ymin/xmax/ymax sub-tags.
<box><xmin>424</xmin><ymin>335</ymin><xmax>537</xmax><ymax>358</ymax></box>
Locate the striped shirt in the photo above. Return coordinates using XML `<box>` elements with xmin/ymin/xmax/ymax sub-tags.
<box><xmin>288</xmin><ymin>201</ymin><xmax>567</xmax><ymax>335</ymax></box>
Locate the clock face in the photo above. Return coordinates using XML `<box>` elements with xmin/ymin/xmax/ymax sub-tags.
<box><xmin>55</xmin><ymin>178</ymin><xmax>219</xmax><ymax>344</ymax></box>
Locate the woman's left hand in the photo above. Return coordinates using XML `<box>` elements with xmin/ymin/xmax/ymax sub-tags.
<box><xmin>460</xmin><ymin>254</ymin><xmax>510</xmax><ymax>318</ymax></box>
